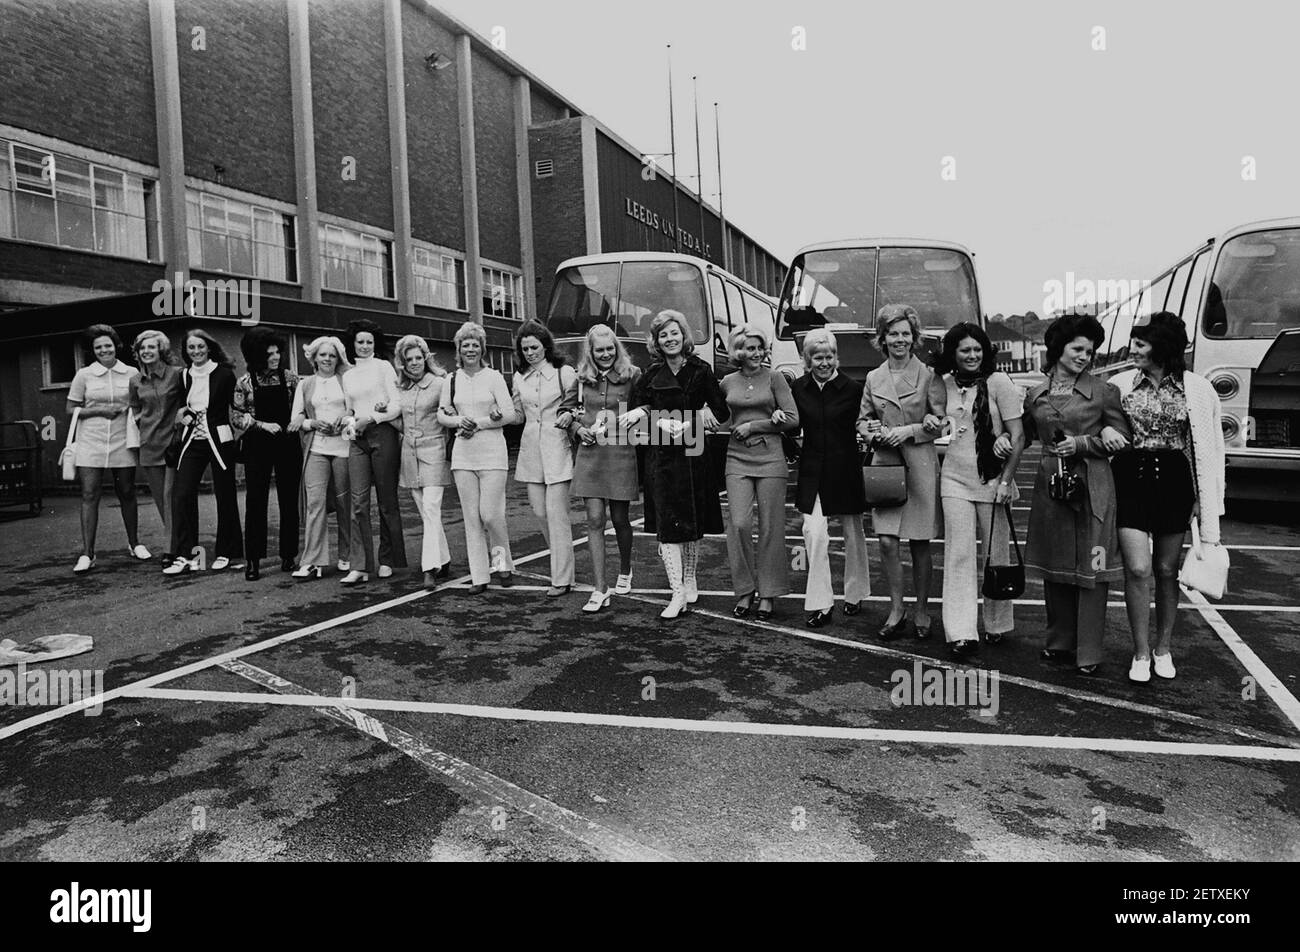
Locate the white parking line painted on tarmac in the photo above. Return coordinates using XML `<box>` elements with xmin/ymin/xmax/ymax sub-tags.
<box><xmin>778</xmin><ymin>536</ymin><xmax>1300</xmax><ymax>552</ymax></box>
<box><xmin>212</xmin><ymin>660</ymin><xmax>672</xmax><ymax>861</ymax></box>
<box><xmin>122</xmin><ymin>687</ymin><xmax>1300</xmax><ymax>763</ymax></box>
<box><xmin>1181</xmin><ymin>585</ymin><xmax>1300</xmax><ymax>733</ymax></box>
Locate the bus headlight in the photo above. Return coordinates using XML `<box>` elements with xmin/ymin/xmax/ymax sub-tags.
<box><xmin>1210</xmin><ymin>373</ymin><xmax>1240</xmax><ymax>399</ymax></box>
<box><xmin>1221</xmin><ymin>415</ymin><xmax>1241</xmax><ymax>441</ymax></box>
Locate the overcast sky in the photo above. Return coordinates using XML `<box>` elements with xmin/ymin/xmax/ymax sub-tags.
<box><xmin>436</xmin><ymin>0</ymin><xmax>1298</xmax><ymax>315</ymax></box>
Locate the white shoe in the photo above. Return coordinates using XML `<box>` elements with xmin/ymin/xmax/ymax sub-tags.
<box><xmin>377</xmin><ymin>564</ymin><xmax>393</xmax><ymax>579</ymax></box>
<box><xmin>583</xmin><ymin>590</ymin><xmax>611</xmax><ymax>613</ymax></box>
<box><xmin>1128</xmin><ymin>657</ymin><xmax>1151</xmax><ymax>683</ymax></box>
<box><xmin>291</xmin><ymin>565</ymin><xmax>322</xmax><ymax>580</ymax></box>
<box><xmin>337</xmin><ymin>559</ymin><xmax>350</xmax><ymax>572</ymax></box>
<box><xmin>660</xmin><ymin>592</ymin><xmax>689</xmax><ymax>620</ymax></box>
<box><xmin>73</xmin><ymin>555</ymin><xmax>95</xmax><ymax>574</ymax></box>
<box><xmin>162</xmin><ymin>556</ymin><xmax>196</xmax><ymax>576</ymax></box>
<box><xmin>129</xmin><ymin>544</ymin><xmax>152</xmax><ymax>561</ymax></box>
<box><xmin>340</xmin><ymin>570</ymin><xmax>369</xmax><ymax>586</ymax></box>
<box><xmin>613</xmin><ymin>573</ymin><xmax>633</xmax><ymax>595</ymax></box>
<box><xmin>1152</xmin><ymin>652</ymin><xmax>1176</xmax><ymax>679</ymax></box>
<box><xmin>211</xmin><ymin>556</ymin><xmax>231</xmax><ymax>571</ymax></box>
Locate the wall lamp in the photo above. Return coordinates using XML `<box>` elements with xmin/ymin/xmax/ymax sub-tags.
<box><xmin>424</xmin><ymin>51</ymin><xmax>452</xmax><ymax>71</ymax></box>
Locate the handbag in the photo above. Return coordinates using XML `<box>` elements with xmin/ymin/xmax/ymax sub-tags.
<box><xmin>1047</xmin><ymin>455</ymin><xmax>1084</xmax><ymax>503</ymax></box>
<box><xmin>126</xmin><ymin>411</ymin><xmax>141</xmax><ymax>450</ymax></box>
<box><xmin>982</xmin><ymin>502</ymin><xmax>1025</xmax><ymax>599</ymax></box>
<box><xmin>59</xmin><ymin>407</ymin><xmax>81</xmax><ymax>480</ymax></box>
<box><xmin>1179</xmin><ymin>517</ymin><xmax>1229</xmax><ymax>600</ymax></box>
<box><xmin>444</xmin><ymin>371</ymin><xmax>458</xmax><ymax>461</ymax></box>
<box><xmin>861</xmin><ymin>443</ymin><xmax>908</xmax><ymax>508</ymax></box>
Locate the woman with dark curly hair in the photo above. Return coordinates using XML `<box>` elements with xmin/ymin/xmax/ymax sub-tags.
<box><xmin>66</xmin><ymin>323</ymin><xmax>146</xmax><ymax>573</ymax></box>
<box><xmin>1022</xmin><ymin>314</ymin><xmax>1130</xmax><ymax>674</ymax></box>
<box><xmin>1102</xmin><ymin>312</ymin><xmax>1226</xmax><ymax>683</ymax></box>
<box><xmin>232</xmin><ymin>326</ymin><xmax>301</xmax><ymax>580</ymax></box>
<box><xmin>165</xmin><ymin>329</ymin><xmax>244</xmax><ymax>575</ymax></box>
<box><xmin>340</xmin><ymin>319</ymin><xmax>406</xmax><ymax>585</ymax></box>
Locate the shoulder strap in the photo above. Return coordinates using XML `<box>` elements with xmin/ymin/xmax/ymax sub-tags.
<box><xmin>982</xmin><ymin>502</ymin><xmax>1023</xmax><ymax>572</ymax></box>
<box><xmin>450</xmin><ymin>369</ymin><xmax>457</xmax><ymax>408</ymax></box>
<box><xmin>65</xmin><ymin>407</ymin><xmax>81</xmax><ymax>448</ymax></box>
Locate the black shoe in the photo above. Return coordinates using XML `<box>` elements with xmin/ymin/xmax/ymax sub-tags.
<box><xmin>755</xmin><ymin>598</ymin><xmax>775</xmax><ymax>621</ymax></box>
<box><xmin>983</xmin><ymin>630</ymin><xmax>1006</xmax><ymax>645</ymax></box>
<box><xmin>436</xmin><ymin>562</ymin><xmax>451</xmax><ymax>579</ymax></box>
<box><xmin>843</xmin><ymin>600</ymin><xmax>863</xmax><ymax>616</ymax></box>
<box><xmin>733</xmin><ymin>592</ymin><xmax>755</xmax><ymax>617</ymax></box>
<box><xmin>877</xmin><ymin>616</ymin><xmax>911</xmax><ymax>641</ymax></box>
<box><xmin>1076</xmin><ymin>663</ymin><xmax>1101</xmax><ymax>676</ymax></box>
<box><xmin>949</xmin><ymin>639</ymin><xmax>979</xmax><ymax>661</ymax></box>
<box><xmin>493</xmin><ymin>571</ymin><xmax>513</xmax><ymax>588</ymax></box>
<box><xmin>423</xmin><ymin>570</ymin><xmax>439</xmax><ymax>589</ymax></box>
<box><xmin>1040</xmin><ymin>648</ymin><xmax>1075</xmax><ymax>663</ymax></box>
<box><xmin>245</xmin><ymin>560</ymin><xmax>261</xmax><ymax>581</ymax></box>
<box><xmin>913</xmin><ymin>619</ymin><xmax>932</xmax><ymax>640</ymax></box>
<box><xmin>806</xmin><ymin>608</ymin><xmax>833</xmax><ymax>629</ymax></box>
<box><xmin>281</xmin><ymin>558</ymin><xmax>295</xmax><ymax>573</ymax></box>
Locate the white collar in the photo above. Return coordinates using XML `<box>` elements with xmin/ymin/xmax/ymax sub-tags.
<box><xmin>88</xmin><ymin>360</ymin><xmax>131</xmax><ymax>377</ymax></box>
<box><xmin>188</xmin><ymin>361</ymin><xmax>217</xmax><ymax>378</ymax></box>
<box><xmin>522</xmin><ymin>361</ymin><xmax>557</xmax><ymax>380</ymax></box>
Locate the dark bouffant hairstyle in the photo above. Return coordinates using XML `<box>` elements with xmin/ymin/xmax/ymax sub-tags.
<box><xmin>1130</xmin><ymin>311</ymin><xmax>1188</xmax><ymax>376</ymax></box>
<box><xmin>239</xmin><ymin>326</ymin><xmax>290</xmax><ymax>374</ymax></box>
<box><xmin>513</xmin><ymin>320</ymin><xmax>566</xmax><ymax>369</ymax></box>
<box><xmin>1043</xmin><ymin>314</ymin><xmax>1105</xmax><ymax>369</ymax></box>
<box><xmin>82</xmin><ymin>323</ymin><xmax>123</xmax><ymax>362</ymax></box>
<box><xmin>932</xmin><ymin>322</ymin><xmax>997</xmax><ymax>376</ymax></box>
<box><xmin>345</xmin><ymin>318</ymin><xmax>387</xmax><ymax>360</ymax></box>
<box><xmin>182</xmin><ymin>328</ymin><xmax>235</xmax><ymax>367</ymax></box>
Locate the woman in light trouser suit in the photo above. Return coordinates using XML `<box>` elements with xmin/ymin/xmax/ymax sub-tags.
<box><xmin>789</xmin><ymin>329</ymin><xmax>871</xmax><ymax>628</ymax></box>
<box><xmin>928</xmin><ymin>323</ymin><xmax>1026</xmax><ymax>661</ymax></box>
<box><xmin>289</xmin><ymin>336</ymin><xmax>352</xmax><ymax>579</ymax></box>
<box><xmin>393</xmin><ymin>334</ymin><xmax>452</xmax><ymax>589</ymax></box>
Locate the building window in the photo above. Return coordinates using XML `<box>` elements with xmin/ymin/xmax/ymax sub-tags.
<box><xmin>319</xmin><ymin>223</ymin><xmax>394</xmax><ymax>298</ymax></box>
<box><xmin>482</xmin><ymin>266</ymin><xmax>522</xmax><ymax>320</ymax></box>
<box><xmin>0</xmin><ymin>139</ymin><xmax>159</xmax><ymax>261</ymax></box>
<box><xmin>42</xmin><ymin>340</ymin><xmax>82</xmax><ymax>387</ymax></box>
<box><xmin>187</xmin><ymin>190</ymin><xmax>297</xmax><ymax>282</ymax></box>
<box><xmin>412</xmin><ymin>247</ymin><xmax>466</xmax><ymax>310</ymax></box>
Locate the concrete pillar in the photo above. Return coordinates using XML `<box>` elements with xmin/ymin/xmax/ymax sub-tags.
<box><xmin>513</xmin><ymin>76</ymin><xmax>536</xmax><ymax>321</ymax></box>
<box><xmin>383</xmin><ymin>0</ymin><xmax>413</xmax><ymax>315</ymax></box>
<box><xmin>287</xmin><ymin>0</ymin><xmax>321</xmax><ymax>303</ymax></box>
<box><xmin>579</xmin><ymin>116</ymin><xmax>601</xmax><ymax>255</ymax></box>
<box><xmin>147</xmin><ymin>0</ymin><xmax>188</xmax><ymax>284</ymax></box>
<box><xmin>456</xmin><ymin>34</ymin><xmax>482</xmax><ymax>321</ymax></box>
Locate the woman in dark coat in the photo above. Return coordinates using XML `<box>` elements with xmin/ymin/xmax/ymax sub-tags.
<box><xmin>1023</xmin><ymin>314</ymin><xmax>1131</xmax><ymax>675</ymax></box>
<box><xmin>790</xmin><ymin>328</ymin><xmax>870</xmax><ymax>628</ymax></box>
<box><xmin>164</xmin><ymin>329</ymin><xmax>243</xmax><ymax>576</ymax></box>
<box><xmin>622</xmin><ymin>310</ymin><xmax>729</xmax><ymax>619</ymax></box>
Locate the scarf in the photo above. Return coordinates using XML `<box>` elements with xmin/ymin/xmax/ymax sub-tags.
<box><xmin>954</xmin><ymin>370</ymin><xmax>1000</xmax><ymax>483</ymax></box>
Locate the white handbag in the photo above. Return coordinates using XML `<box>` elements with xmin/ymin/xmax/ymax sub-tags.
<box><xmin>126</xmin><ymin>411</ymin><xmax>141</xmax><ymax>450</ymax></box>
<box><xmin>59</xmin><ymin>407</ymin><xmax>81</xmax><ymax>480</ymax></box>
<box><xmin>1179</xmin><ymin>517</ymin><xmax>1229</xmax><ymax>600</ymax></box>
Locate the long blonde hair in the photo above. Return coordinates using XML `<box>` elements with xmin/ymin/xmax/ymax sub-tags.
<box><xmin>393</xmin><ymin>333</ymin><xmax>447</xmax><ymax>386</ymax></box>
<box><xmin>575</xmin><ymin>324</ymin><xmax>635</xmax><ymax>384</ymax></box>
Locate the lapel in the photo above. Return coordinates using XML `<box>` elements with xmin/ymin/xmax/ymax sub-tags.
<box><xmin>649</xmin><ymin>361</ymin><xmax>685</xmax><ymax>391</ymax></box>
<box><xmin>870</xmin><ymin>362</ymin><xmax>902</xmax><ymax>409</ymax></box>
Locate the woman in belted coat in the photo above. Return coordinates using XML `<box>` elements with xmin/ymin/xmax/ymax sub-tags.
<box><xmin>857</xmin><ymin>305</ymin><xmax>944</xmax><ymax>641</ymax></box>
<box><xmin>1022</xmin><ymin>314</ymin><xmax>1131</xmax><ymax>675</ymax></box>
<box><xmin>394</xmin><ymin>334</ymin><xmax>452</xmax><ymax>589</ymax></box>
<box><xmin>622</xmin><ymin>310</ymin><xmax>729</xmax><ymax>619</ymax></box>
<box><xmin>791</xmin><ymin>328</ymin><xmax>871</xmax><ymax>629</ymax></box>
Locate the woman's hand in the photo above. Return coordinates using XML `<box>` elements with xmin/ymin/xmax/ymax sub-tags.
<box><xmin>353</xmin><ymin>413</ymin><xmax>372</xmax><ymax>435</ymax></box>
<box><xmin>1048</xmin><ymin>435</ymin><xmax>1078</xmax><ymax>458</ymax></box>
<box><xmin>699</xmin><ymin>406</ymin><xmax>720</xmax><ymax>431</ymax></box>
<box><xmin>576</xmin><ymin>425</ymin><xmax>596</xmax><ymax>446</ymax></box>
<box><xmin>878</xmin><ymin>427</ymin><xmax>905</xmax><ymax>448</ymax></box>
<box><xmin>618</xmin><ymin>407</ymin><xmax>647</xmax><ymax>427</ymax></box>
<box><xmin>556</xmin><ymin>411</ymin><xmax>574</xmax><ymax>430</ymax></box>
<box><xmin>771</xmin><ymin>409</ymin><xmax>788</xmax><ymax>426</ymax></box>
<box><xmin>732</xmin><ymin>421</ymin><xmax>754</xmax><ymax>440</ymax></box>
<box><xmin>289</xmin><ymin>419</ymin><xmax>304</xmax><ymax>434</ymax></box>
<box><xmin>261</xmin><ymin>421</ymin><xmax>283</xmax><ymax>436</ymax></box>
<box><xmin>994</xmin><ymin>480</ymin><xmax>1014</xmax><ymax>505</ymax></box>
<box><xmin>1099</xmin><ymin>426</ymin><xmax>1129</xmax><ymax>453</ymax></box>
<box><xmin>922</xmin><ymin>413</ymin><xmax>944</xmax><ymax>434</ymax></box>
<box><xmin>657</xmin><ymin>418</ymin><xmax>686</xmax><ymax>439</ymax></box>
<box><xmin>993</xmin><ymin>433</ymin><xmax>1013</xmax><ymax>459</ymax></box>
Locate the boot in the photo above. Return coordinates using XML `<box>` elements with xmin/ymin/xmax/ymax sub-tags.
<box><xmin>683</xmin><ymin>540</ymin><xmax>699</xmax><ymax>604</ymax></box>
<box><xmin>659</xmin><ymin>543</ymin><xmax>688</xmax><ymax>619</ymax></box>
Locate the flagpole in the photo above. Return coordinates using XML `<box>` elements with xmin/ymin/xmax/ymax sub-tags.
<box><xmin>693</xmin><ymin>76</ymin><xmax>705</xmax><ymax>258</ymax></box>
<box><xmin>667</xmin><ymin>45</ymin><xmax>680</xmax><ymax>253</ymax></box>
<box><xmin>714</xmin><ymin>101</ymin><xmax>729</xmax><ymax>272</ymax></box>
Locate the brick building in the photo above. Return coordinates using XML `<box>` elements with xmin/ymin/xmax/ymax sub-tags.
<box><xmin>0</xmin><ymin>0</ymin><xmax>784</xmax><ymax>483</ymax></box>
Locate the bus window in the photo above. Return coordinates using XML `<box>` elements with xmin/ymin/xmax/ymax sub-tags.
<box><xmin>1094</xmin><ymin>303</ymin><xmax>1121</xmax><ymax>367</ymax></box>
<box><xmin>741</xmin><ymin>289</ymin><xmax>776</xmax><ymax>341</ymax></box>
<box><xmin>1204</xmin><ymin>227</ymin><xmax>1300</xmax><ymax>338</ymax></box>
<box><xmin>614</xmin><ymin>261</ymin><xmax>709</xmax><ymax>342</ymax></box>
<box><xmin>546</xmin><ymin>262</ymin><xmax>619</xmax><ymax>336</ymax></box>
<box><xmin>1164</xmin><ymin>259</ymin><xmax>1193</xmax><ymax>321</ymax></box>
<box><xmin>1108</xmin><ymin>292</ymin><xmax>1140</xmax><ymax>365</ymax></box>
<box><xmin>724</xmin><ymin>281</ymin><xmax>747</xmax><ymax>336</ymax></box>
<box><xmin>1140</xmin><ymin>273</ymin><xmax>1173</xmax><ymax>322</ymax></box>
<box><xmin>1178</xmin><ymin>250</ymin><xmax>1211</xmax><ymax>326</ymax></box>
<box><xmin>876</xmin><ymin>248</ymin><xmax>979</xmax><ymax>333</ymax></box>
<box><xmin>708</xmin><ymin>273</ymin><xmax>730</xmax><ymax>328</ymax></box>
<box><xmin>779</xmin><ymin>248</ymin><xmax>872</xmax><ymax>333</ymax></box>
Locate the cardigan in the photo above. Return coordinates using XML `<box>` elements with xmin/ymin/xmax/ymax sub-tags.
<box><xmin>1109</xmin><ymin>368</ymin><xmax>1225</xmax><ymax>544</ymax></box>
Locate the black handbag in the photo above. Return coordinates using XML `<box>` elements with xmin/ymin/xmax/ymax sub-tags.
<box><xmin>981</xmin><ymin>502</ymin><xmax>1025</xmax><ymax>600</ymax></box>
<box><xmin>164</xmin><ymin>425</ymin><xmax>185</xmax><ymax>468</ymax></box>
<box><xmin>862</xmin><ymin>444</ymin><xmax>908</xmax><ymax>508</ymax></box>
<box><xmin>444</xmin><ymin>371</ymin><xmax>458</xmax><ymax>461</ymax></box>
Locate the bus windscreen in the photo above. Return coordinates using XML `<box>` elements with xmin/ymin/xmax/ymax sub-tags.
<box><xmin>1202</xmin><ymin>228</ymin><xmax>1300</xmax><ymax>339</ymax></box>
<box><xmin>779</xmin><ymin>247</ymin><xmax>979</xmax><ymax>337</ymax></box>
<box><xmin>545</xmin><ymin>261</ymin><xmax>709</xmax><ymax>342</ymax></box>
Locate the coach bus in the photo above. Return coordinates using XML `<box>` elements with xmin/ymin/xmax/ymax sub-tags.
<box><xmin>544</xmin><ymin>251</ymin><xmax>796</xmax><ymax>377</ymax></box>
<box><xmin>1091</xmin><ymin>217</ymin><xmax>1300</xmax><ymax>501</ymax></box>
<box><xmin>774</xmin><ymin>238</ymin><xmax>983</xmax><ymax>382</ymax></box>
